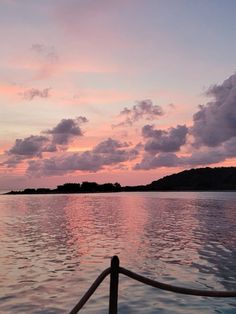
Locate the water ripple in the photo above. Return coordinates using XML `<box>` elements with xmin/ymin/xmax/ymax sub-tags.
<box><xmin>1</xmin><ymin>192</ymin><xmax>236</xmax><ymax>313</ymax></box>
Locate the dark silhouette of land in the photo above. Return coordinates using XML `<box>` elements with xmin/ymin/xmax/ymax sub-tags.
<box><xmin>146</xmin><ymin>167</ymin><xmax>236</xmax><ymax>191</ymax></box>
<box><xmin>5</xmin><ymin>167</ymin><xmax>236</xmax><ymax>195</ymax></box>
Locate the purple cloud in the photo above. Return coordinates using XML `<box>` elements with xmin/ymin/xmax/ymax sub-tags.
<box><xmin>93</xmin><ymin>137</ymin><xmax>129</xmax><ymax>153</ymax></box>
<box><xmin>134</xmin><ymin>148</ymin><xmax>227</xmax><ymax>170</ymax></box>
<box><xmin>45</xmin><ymin>116</ymin><xmax>88</xmax><ymax>145</ymax></box>
<box><xmin>192</xmin><ymin>73</ymin><xmax>236</xmax><ymax>147</ymax></box>
<box><xmin>27</xmin><ymin>138</ymin><xmax>139</xmax><ymax>176</ymax></box>
<box><xmin>143</xmin><ymin>124</ymin><xmax>188</xmax><ymax>154</ymax></box>
<box><xmin>114</xmin><ymin>99</ymin><xmax>163</xmax><ymax>127</ymax></box>
<box><xmin>21</xmin><ymin>88</ymin><xmax>51</xmax><ymax>101</ymax></box>
<box><xmin>135</xmin><ymin>153</ymin><xmax>213</xmax><ymax>170</ymax></box>
<box><xmin>134</xmin><ymin>153</ymin><xmax>180</xmax><ymax>170</ymax></box>
<box><xmin>7</xmin><ymin>135</ymin><xmax>51</xmax><ymax>158</ymax></box>
<box><xmin>183</xmin><ymin>149</ymin><xmax>226</xmax><ymax>166</ymax></box>
<box><xmin>135</xmin><ymin>73</ymin><xmax>236</xmax><ymax>171</ymax></box>
<box><xmin>222</xmin><ymin>137</ymin><xmax>236</xmax><ymax>157</ymax></box>
<box><xmin>136</xmin><ymin>73</ymin><xmax>236</xmax><ymax>171</ymax></box>
<box><xmin>5</xmin><ymin>73</ymin><xmax>236</xmax><ymax>176</ymax></box>
<box><xmin>2</xmin><ymin>155</ymin><xmax>25</xmax><ymax>168</ymax></box>
<box><xmin>4</xmin><ymin>116</ymin><xmax>88</xmax><ymax>168</ymax></box>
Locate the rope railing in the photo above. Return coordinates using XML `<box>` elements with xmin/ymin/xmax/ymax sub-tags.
<box><xmin>69</xmin><ymin>256</ymin><xmax>236</xmax><ymax>314</ymax></box>
<box><xmin>119</xmin><ymin>267</ymin><xmax>236</xmax><ymax>297</ymax></box>
<box><xmin>69</xmin><ymin>267</ymin><xmax>111</xmax><ymax>314</ymax></box>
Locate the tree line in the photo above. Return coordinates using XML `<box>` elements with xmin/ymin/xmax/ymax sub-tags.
<box><xmin>5</xmin><ymin>167</ymin><xmax>236</xmax><ymax>194</ymax></box>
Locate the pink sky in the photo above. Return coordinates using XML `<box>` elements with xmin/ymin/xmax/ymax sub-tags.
<box><xmin>1</xmin><ymin>0</ymin><xmax>236</xmax><ymax>191</ymax></box>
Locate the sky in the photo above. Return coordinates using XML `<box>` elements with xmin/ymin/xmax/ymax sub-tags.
<box><xmin>1</xmin><ymin>0</ymin><xmax>236</xmax><ymax>191</ymax></box>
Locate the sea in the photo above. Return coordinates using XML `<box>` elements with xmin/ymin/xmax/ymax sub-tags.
<box><xmin>1</xmin><ymin>191</ymin><xmax>236</xmax><ymax>313</ymax></box>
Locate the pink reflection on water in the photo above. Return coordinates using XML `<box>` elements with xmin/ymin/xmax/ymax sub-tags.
<box><xmin>1</xmin><ymin>193</ymin><xmax>236</xmax><ymax>313</ymax></box>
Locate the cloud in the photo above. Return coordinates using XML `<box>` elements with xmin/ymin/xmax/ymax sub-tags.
<box><xmin>222</xmin><ymin>137</ymin><xmax>236</xmax><ymax>157</ymax></box>
<box><xmin>2</xmin><ymin>155</ymin><xmax>25</xmax><ymax>168</ymax></box>
<box><xmin>142</xmin><ymin>124</ymin><xmax>188</xmax><ymax>154</ymax></box>
<box><xmin>21</xmin><ymin>88</ymin><xmax>51</xmax><ymax>100</ymax></box>
<box><xmin>27</xmin><ymin>138</ymin><xmax>139</xmax><ymax>176</ymax></box>
<box><xmin>93</xmin><ymin>137</ymin><xmax>129</xmax><ymax>153</ymax></box>
<box><xmin>135</xmin><ymin>73</ymin><xmax>236</xmax><ymax>171</ymax></box>
<box><xmin>183</xmin><ymin>149</ymin><xmax>226</xmax><ymax>166</ymax></box>
<box><xmin>113</xmin><ymin>99</ymin><xmax>163</xmax><ymax>127</ymax></box>
<box><xmin>3</xmin><ymin>116</ymin><xmax>88</xmax><ymax>168</ymax></box>
<box><xmin>27</xmin><ymin>152</ymin><xmax>103</xmax><ymax>175</ymax></box>
<box><xmin>7</xmin><ymin>135</ymin><xmax>52</xmax><ymax>158</ymax></box>
<box><xmin>45</xmin><ymin>116</ymin><xmax>88</xmax><ymax>145</ymax></box>
<box><xmin>134</xmin><ymin>148</ymin><xmax>226</xmax><ymax>170</ymax></box>
<box><xmin>191</xmin><ymin>73</ymin><xmax>236</xmax><ymax>147</ymax></box>
<box><xmin>5</xmin><ymin>72</ymin><xmax>236</xmax><ymax>176</ymax></box>
<box><xmin>134</xmin><ymin>153</ymin><xmax>180</xmax><ymax>170</ymax></box>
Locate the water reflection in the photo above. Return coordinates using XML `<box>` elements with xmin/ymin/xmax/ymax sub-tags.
<box><xmin>138</xmin><ymin>198</ymin><xmax>201</xmax><ymax>277</ymax></box>
<box><xmin>193</xmin><ymin>199</ymin><xmax>236</xmax><ymax>291</ymax></box>
<box><xmin>1</xmin><ymin>192</ymin><xmax>236</xmax><ymax>313</ymax></box>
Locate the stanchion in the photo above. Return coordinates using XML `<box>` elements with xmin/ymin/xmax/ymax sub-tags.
<box><xmin>109</xmin><ymin>256</ymin><xmax>120</xmax><ymax>314</ymax></box>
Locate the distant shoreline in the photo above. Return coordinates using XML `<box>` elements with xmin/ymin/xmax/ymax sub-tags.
<box><xmin>4</xmin><ymin>166</ymin><xmax>236</xmax><ymax>195</ymax></box>
<box><xmin>3</xmin><ymin>189</ymin><xmax>236</xmax><ymax>196</ymax></box>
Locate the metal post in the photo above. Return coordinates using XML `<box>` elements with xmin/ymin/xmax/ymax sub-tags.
<box><xmin>109</xmin><ymin>256</ymin><xmax>120</xmax><ymax>314</ymax></box>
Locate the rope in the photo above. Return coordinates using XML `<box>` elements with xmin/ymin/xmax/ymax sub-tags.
<box><xmin>69</xmin><ymin>257</ymin><xmax>236</xmax><ymax>313</ymax></box>
<box><xmin>119</xmin><ymin>267</ymin><xmax>236</xmax><ymax>297</ymax></box>
<box><xmin>69</xmin><ymin>267</ymin><xmax>111</xmax><ymax>314</ymax></box>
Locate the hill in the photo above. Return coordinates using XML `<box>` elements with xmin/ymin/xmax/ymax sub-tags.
<box><xmin>5</xmin><ymin>167</ymin><xmax>236</xmax><ymax>194</ymax></box>
<box><xmin>146</xmin><ymin>167</ymin><xmax>236</xmax><ymax>191</ymax></box>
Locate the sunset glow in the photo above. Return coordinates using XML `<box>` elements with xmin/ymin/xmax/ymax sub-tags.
<box><xmin>1</xmin><ymin>0</ymin><xmax>236</xmax><ymax>191</ymax></box>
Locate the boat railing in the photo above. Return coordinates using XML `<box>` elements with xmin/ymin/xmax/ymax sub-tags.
<box><xmin>69</xmin><ymin>256</ymin><xmax>236</xmax><ymax>314</ymax></box>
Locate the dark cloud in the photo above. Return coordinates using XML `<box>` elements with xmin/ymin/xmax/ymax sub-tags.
<box><xmin>143</xmin><ymin>124</ymin><xmax>188</xmax><ymax>154</ymax></box>
<box><xmin>222</xmin><ymin>137</ymin><xmax>236</xmax><ymax>157</ymax></box>
<box><xmin>21</xmin><ymin>88</ymin><xmax>51</xmax><ymax>101</ymax></box>
<box><xmin>142</xmin><ymin>124</ymin><xmax>163</xmax><ymax>138</ymax></box>
<box><xmin>183</xmin><ymin>149</ymin><xmax>226</xmax><ymax>166</ymax></box>
<box><xmin>93</xmin><ymin>137</ymin><xmax>129</xmax><ymax>153</ymax></box>
<box><xmin>134</xmin><ymin>153</ymin><xmax>180</xmax><ymax>170</ymax></box>
<box><xmin>4</xmin><ymin>116</ymin><xmax>88</xmax><ymax>168</ymax></box>
<box><xmin>93</xmin><ymin>138</ymin><xmax>138</xmax><ymax>166</ymax></box>
<box><xmin>2</xmin><ymin>155</ymin><xmax>25</xmax><ymax>168</ymax></box>
<box><xmin>7</xmin><ymin>135</ymin><xmax>51</xmax><ymax>158</ymax></box>
<box><xmin>6</xmin><ymin>73</ymin><xmax>236</xmax><ymax>175</ymax></box>
<box><xmin>114</xmin><ymin>99</ymin><xmax>163</xmax><ymax>127</ymax></box>
<box><xmin>27</xmin><ymin>153</ymin><xmax>100</xmax><ymax>176</ymax></box>
<box><xmin>27</xmin><ymin>138</ymin><xmax>139</xmax><ymax>176</ymax></box>
<box><xmin>136</xmin><ymin>73</ymin><xmax>236</xmax><ymax>171</ymax></box>
<box><xmin>45</xmin><ymin>116</ymin><xmax>88</xmax><ymax>145</ymax></box>
<box><xmin>134</xmin><ymin>148</ymin><xmax>226</xmax><ymax>170</ymax></box>
<box><xmin>192</xmin><ymin>74</ymin><xmax>236</xmax><ymax>147</ymax></box>
<box><xmin>137</xmin><ymin>73</ymin><xmax>236</xmax><ymax>170</ymax></box>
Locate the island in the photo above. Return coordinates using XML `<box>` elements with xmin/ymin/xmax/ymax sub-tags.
<box><xmin>5</xmin><ymin>167</ymin><xmax>236</xmax><ymax>195</ymax></box>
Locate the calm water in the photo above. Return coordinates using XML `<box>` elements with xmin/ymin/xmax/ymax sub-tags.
<box><xmin>1</xmin><ymin>192</ymin><xmax>236</xmax><ymax>313</ymax></box>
